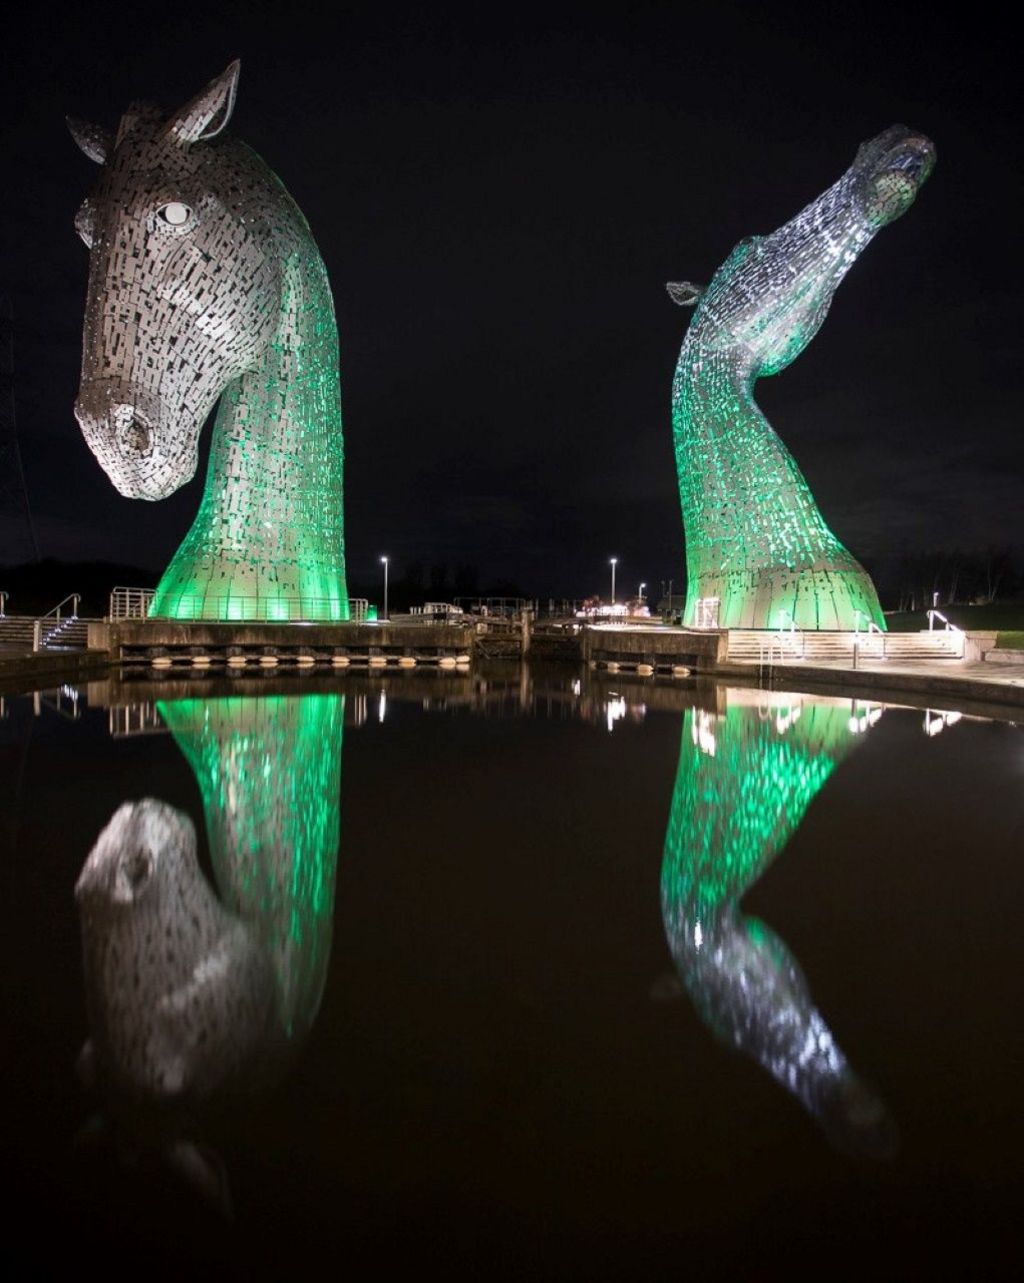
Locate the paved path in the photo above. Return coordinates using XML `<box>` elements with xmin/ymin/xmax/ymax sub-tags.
<box><xmin>719</xmin><ymin>655</ymin><xmax>1024</xmax><ymax>710</ymax></box>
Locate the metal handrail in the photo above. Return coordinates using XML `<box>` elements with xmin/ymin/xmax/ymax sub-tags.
<box><xmin>758</xmin><ymin>631</ymin><xmax>785</xmax><ymax>682</ymax></box>
<box><xmin>27</xmin><ymin>596</ymin><xmax>82</xmax><ymax>652</ymax></box>
<box><xmin>40</xmin><ymin>593</ymin><xmax>80</xmax><ymax>623</ymax></box>
<box><xmin>925</xmin><ymin>610</ymin><xmax>966</xmax><ymax>659</ymax></box>
<box><xmin>853</xmin><ymin>609</ymin><xmax>885</xmax><ymax>661</ymax></box>
<box><xmin>853</xmin><ymin>609</ymin><xmax>883</xmax><ymax>636</ymax></box>
<box><xmin>110</xmin><ymin>586</ymin><xmax>155</xmax><ymax>620</ymax></box>
<box><xmin>776</xmin><ymin>609</ymin><xmax>805</xmax><ymax>658</ymax></box>
<box><xmin>113</xmin><ymin>589</ymin><xmax>370</xmax><ymax>623</ymax></box>
<box><xmin>927</xmin><ymin>609</ymin><xmax>964</xmax><ymax>634</ymax></box>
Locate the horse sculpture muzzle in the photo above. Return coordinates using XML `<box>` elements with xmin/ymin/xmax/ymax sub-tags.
<box><xmin>855</xmin><ymin>125</ymin><xmax>936</xmax><ymax>226</ymax></box>
<box><xmin>74</xmin><ymin>378</ymin><xmax>189</xmax><ymax>500</ymax></box>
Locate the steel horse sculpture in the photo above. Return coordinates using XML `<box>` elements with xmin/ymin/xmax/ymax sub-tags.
<box><xmin>70</xmin><ymin>62</ymin><xmax>349</xmax><ymax>620</ymax></box>
<box><xmin>668</xmin><ymin>126</ymin><xmax>935</xmax><ymax>631</ymax></box>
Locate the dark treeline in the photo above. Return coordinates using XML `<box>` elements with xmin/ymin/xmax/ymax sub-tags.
<box><xmin>3</xmin><ymin>548</ymin><xmax>1022</xmax><ymax>621</ymax></box>
<box><xmin>864</xmin><ymin>545</ymin><xmax>1022</xmax><ymax>613</ymax></box>
<box><xmin>0</xmin><ymin>558</ymin><xmax>156</xmax><ymax>617</ymax></box>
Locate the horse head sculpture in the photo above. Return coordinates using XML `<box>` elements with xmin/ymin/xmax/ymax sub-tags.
<box><xmin>678</xmin><ymin>125</ymin><xmax>935</xmax><ymax>380</ymax></box>
<box><xmin>71</xmin><ymin>62</ymin><xmax>277</xmax><ymax>500</ymax></box>
<box><xmin>70</xmin><ymin>63</ymin><xmax>349</xmax><ymax>619</ymax></box>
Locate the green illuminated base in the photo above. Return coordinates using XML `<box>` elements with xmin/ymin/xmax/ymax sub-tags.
<box><xmin>148</xmin><ymin>582</ymin><xmax>350</xmax><ymax>623</ymax></box>
<box><xmin>683</xmin><ymin>563</ymin><xmax>885</xmax><ymax>632</ymax></box>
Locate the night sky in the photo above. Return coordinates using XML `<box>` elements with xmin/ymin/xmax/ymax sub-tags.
<box><xmin>1</xmin><ymin>2</ymin><xmax>1020</xmax><ymax>600</ymax></box>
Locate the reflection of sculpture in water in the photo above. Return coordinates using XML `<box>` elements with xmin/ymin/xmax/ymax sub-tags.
<box><xmin>75</xmin><ymin>694</ymin><xmax>343</xmax><ymax>1204</ymax></box>
<box><xmin>659</xmin><ymin>691</ymin><xmax>897</xmax><ymax>1157</ymax></box>
<box><xmin>668</xmin><ymin>126</ymin><xmax>935</xmax><ymax>630</ymax></box>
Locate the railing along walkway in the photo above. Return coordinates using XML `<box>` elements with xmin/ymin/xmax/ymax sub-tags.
<box><xmin>0</xmin><ymin>594</ymin><xmax>95</xmax><ymax>652</ymax></box>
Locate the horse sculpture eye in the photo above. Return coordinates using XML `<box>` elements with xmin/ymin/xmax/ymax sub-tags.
<box><xmin>158</xmin><ymin>202</ymin><xmax>193</xmax><ymax>228</ymax></box>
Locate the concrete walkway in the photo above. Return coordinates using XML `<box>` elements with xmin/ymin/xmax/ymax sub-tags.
<box><xmin>718</xmin><ymin>655</ymin><xmax>1024</xmax><ymax>711</ymax></box>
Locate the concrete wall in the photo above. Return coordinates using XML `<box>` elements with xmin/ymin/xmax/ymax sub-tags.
<box><xmin>582</xmin><ymin>626</ymin><xmax>727</xmax><ymax>672</ymax></box>
<box><xmin>107</xmin><ymin>619</ymin><xmax>477</xmax><ymax>657</ymax></box>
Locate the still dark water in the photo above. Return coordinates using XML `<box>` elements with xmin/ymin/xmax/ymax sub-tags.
<box><xmin>2</xmin><ymin>666</ymin><xmax>1021</xmax><ymax>1279</ymax></box>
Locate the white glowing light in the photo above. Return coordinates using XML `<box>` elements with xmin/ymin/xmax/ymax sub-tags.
<box><xmin>606</xmin><ymin>696</ymin><xmax>627</xmax><ymax>733</ymax></box>
<box><xmin>692</xmin><ymin>709</ymin><xmax>718</xmax><ymax>757</ymax></box>
<box><xmin>775</xmin><ymin>704</ymin><xmax>802</xmax><ymax>735</ymax></box>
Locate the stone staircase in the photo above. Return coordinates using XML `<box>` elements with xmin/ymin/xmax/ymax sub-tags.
<box><xmin>0</xmin><ymin>614</ymin><xmax>92</xmax><ymax>651</ymax></box>
<box><xmin>0</xmin><ymin>616</ymin><xmax>36</xmax><ymax>647</ymax></box>
<box><xmin>40</xmin><ymin>617</ymin><xmax>91</xmax><ymax>649</ymax></box>
<box><xmin>726</xmin><ymin>629</ymin><xmax>965</xmax><ymax>664</ymax></box>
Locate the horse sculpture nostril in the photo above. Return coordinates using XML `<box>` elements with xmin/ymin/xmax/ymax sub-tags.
<box><xmin>131</xmin><ymin>421</ymin><xmax>151</xmax><ymax>455</ymax></box>
<box><xmin>116</xmin><ymin>415</ymin><xmax>152</xmax><ymax>457</ymax></box>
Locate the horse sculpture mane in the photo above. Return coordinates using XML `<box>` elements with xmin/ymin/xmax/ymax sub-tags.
<box><xmin>71</xmin><ymin>62</ymin><xmax>349</xmax><ymax>621</ymax></box>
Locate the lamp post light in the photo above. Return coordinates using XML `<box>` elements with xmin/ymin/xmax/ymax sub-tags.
<box><xmin>638</xmin><ymin>582</ymin><xmax>646</xmax><ymax>603</ymax></box>
<box><xmin>381</xmin><ymin>555</ymin><xmax>389</xmax><ymax>621</ymax></box>
<box><xmin>610</xmin><ymin>557</ymin><xmax>618</xmax><ymax>606</ymax></box>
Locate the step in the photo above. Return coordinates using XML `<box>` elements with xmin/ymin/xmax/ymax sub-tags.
<box><xmin>0</xmin><ymin>615</ymin><xmax>93</xmax><ymax>651</ymax></box>
<box><xmin>727</xmin><ymin>629</ymin><xmax>964</xmax><ymax>662</ymax></box>
<box><xmin>0</xmin><ymin>619</ymin><xmax>36</xmax><ymax>644</ymax></box>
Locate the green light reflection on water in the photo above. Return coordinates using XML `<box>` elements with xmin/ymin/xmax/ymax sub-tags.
<box><xmin>659</xmin><ymin>692</ymin><xmax>898</xmax><ymax>1156</ymax></box>
<box><xmin>158</xmin><ymin>693</ymin><xmax>344</xmax><ymax>1040</ymax></box>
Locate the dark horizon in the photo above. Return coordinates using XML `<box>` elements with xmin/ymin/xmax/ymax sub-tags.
<box><xmin>1</xmin><ymin>2</ymin><xmax>1020</xmax><ymax>600</ymax></box>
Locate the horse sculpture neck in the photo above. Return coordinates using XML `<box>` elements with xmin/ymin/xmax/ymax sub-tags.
<box><xmin>672</xmin><ymin>340</ymin><xmax>872</xmax><ymax>631</ymax></box>
<box><xmin>149</xmin><ymin>144</ymin><xmax>348</xmax><ymax>622</ymax></box>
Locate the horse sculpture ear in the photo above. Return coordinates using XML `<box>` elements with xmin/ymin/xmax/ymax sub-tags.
<box><xmin>161</xmin><ymin>59</ymin><xmax>241</xmax><ymax>146</ymax></box>
<box><xmin>67</xmin><ymin>116</ymin><xmax>113</xmax><ymax>165</ymax></box>
<box><xmin>666</xmin><ymin>281</ymin><xmax>704</xmax><ymax>307</ymax></box>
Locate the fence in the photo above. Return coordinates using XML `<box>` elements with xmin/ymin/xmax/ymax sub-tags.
<box><xmin>110</xmin><ymin>587</ymin><xmax>367</xmax><ymax>623</ymax></box>
<box><xmin>110</xmin><ymin>587</ymin><xmax>155</xmax><ymax>620</ymax></box>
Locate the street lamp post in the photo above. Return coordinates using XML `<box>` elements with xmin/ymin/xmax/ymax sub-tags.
<box><xmin>381</xmin><ymin>555</ymin><xmax>389</xmax><ymax>621</ymax></box>
<box><xmin>638</xmin><ymin>582</ymin><xmax>646</xmax><ymax>603</ymax></box>
<box><xmin>610</xmin><ymin>557</ymin><xmax>617</xmax><ymax>606</ymax></box>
